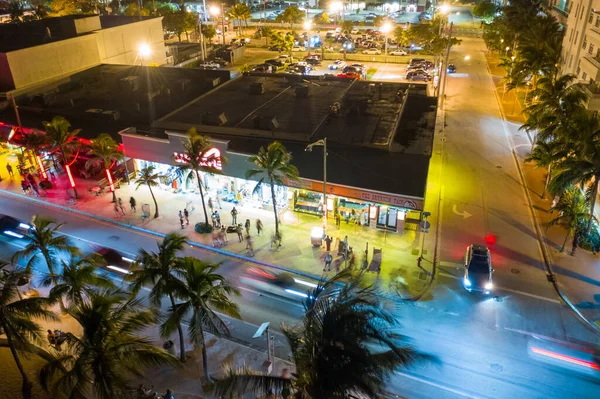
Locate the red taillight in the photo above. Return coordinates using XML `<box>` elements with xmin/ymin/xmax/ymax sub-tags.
<box><xmin>531</xmin><ymin>346</ymin><xmax>600</xmax><ymax>370</ymax></box>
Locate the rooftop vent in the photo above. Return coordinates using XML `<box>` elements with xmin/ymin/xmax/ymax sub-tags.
<box><xmin>249</xmin><ymin>82</ymin><xmax>265</xmax><ymax>95</ymax></box>
<box><xmin>253</xmin><ymin>115</ymin><xmax>279</xmax><ymax>131</ymax></box>
<box><xmin>202</xmin><ymin>112</ymin><xmax>227</xmax><ymax>126</ymax></box>
<box><xmin>295</xmin><ymin>84</ymin><xmax>310</xmax><ymax>98</ymax></box>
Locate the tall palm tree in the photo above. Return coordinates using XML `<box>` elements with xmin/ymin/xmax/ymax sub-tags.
<box><xmin>550</xmin><ymin>111</ymin><xmax>600</xmax><ymax>233</ymax></box>
<box><xmin>12</xmin><ymin>215</ymin><xmax>76</xmax><ymax>277</ymax></box>
<box><xmin>41</xmin><ymin>254</ymin><xmax>114</xmax><ymax>307</ymax></box>
<box><xmin>548</xmin><ymin>188</ymin><xmax>593</xmax><ymax>252</ymax></box>
<box><xmin>162</xmin><ymin>257</ymin><xmax>240</xmax><ymax>382</ymax></box>
<box><xmin>43</xmin><ymin>116</ymin><xmax>81</xmax><ymax>198</ymax></box>
<box><xmin>227</xmin><ymin>3</ymin><xmax>251</xmax><ymax>36</ymax></box>
<box><xmin>39</xmin><ymin>290</ymin><xmax>180</xmax><ymax>399</ymax></box>
<box><xmin>525</xmin><ymin>139</ymin><xmax>566</xmax><ymax>199</ymax></box>
<box><xmin>134</xmin><ymin>165</ymin><xmax>161</xmax><ymax>218</ymax></box>
<box><xmin>19</xmin><ymin>130</ymin><xmax>49</xmax><ymax>168</ymax></box>
<box><xmin>127</xmin><ymin>233</ymin><xmax>187</xmax><ymax>362</ymax></box>
<box><xmin>177</xmin><ymin>128</ymin><xmax>225</xmax><ymax>227</ymax></box>
<box><xmin>215</xmin><ymin>271</ymin><xmax>433</xmax><ymax>398</ymax></box>
<box><xmin>0</xmin><ymin>262</ymin><xmax>57</xmax><ymax>399</ymax></box>
<box><xmin>246</xmin><ymin>141</ymin><xmax>299</xmax><ymax>237</ymax></box>
<box><xmin>85</xmin><ymin>133</ymin><xmax>124</xmax><ymax>203</ymax></box>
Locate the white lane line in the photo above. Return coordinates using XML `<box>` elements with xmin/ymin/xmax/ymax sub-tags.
<box><xmin>237</xmin><ymin>285</ymin><xmax>304</xmax><ymax>308</ymax></box>
<box><xmin>437</xmin><ymin>269</ymin><xmax>560</xmax><ymax>304</ymax></box>
<box><xmin>503</xmin><ymin>327</ymin><xmax>572</xmax><ymax>345</ymax></box>
<box><xmin>394</xmin><ymin>371</ymin><xmax>483</xmax><ymax>399</ymax></box>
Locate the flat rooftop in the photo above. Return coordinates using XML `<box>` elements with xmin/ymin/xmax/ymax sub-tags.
<box><xmin>0</xmin><ymin>64</ymin><xmax>230</xmax><ymax>140</ymax></box>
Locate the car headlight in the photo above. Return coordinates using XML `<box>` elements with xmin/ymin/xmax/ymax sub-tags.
<box><xmin>485</xmin><ymin>282</ymin><xmax>493</xmax><ymax>290</ymax></box>
<box><xmin>463</xmin><ymin>277</ymin><xmax>471</xmax><ymax>287</ymax></box>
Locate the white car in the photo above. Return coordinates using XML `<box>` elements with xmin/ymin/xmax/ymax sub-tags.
<box><xmin>389</xmin><ymin>50</ymin><xmax>408</xmax><ymax>56</ymax></box>
<box><xmin>328</xmin><ymin>60</ymin><xmax>347</xmax><ymax>70</ymax></box>
<box><xmin>292</xmin><ymin>46</ymin><xmax>306</xmax><ymax>52</ymax></box>
<box><xmin>362</xmin><ymin>48</ymin><xmax>381</xmax><ymax>55</ymax></box>
<box><xmin>350</xmin><ymin>28</ymin><xmax>359</xmax><ymax>34</ymax></box>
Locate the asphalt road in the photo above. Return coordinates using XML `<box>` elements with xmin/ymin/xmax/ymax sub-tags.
<box><xmin>1</xmin><ymin>189</ymin><xmax>599</xmax><ymax>397</ymax></box>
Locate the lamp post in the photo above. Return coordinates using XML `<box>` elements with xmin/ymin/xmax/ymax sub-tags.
<box><xmin>381</xmin><ymin>22</ymin><xmax>392</xmax><ymax>63</ymax></box>
<box><xmin>305</xmin><ymin>138</ymin><xmax>328</xmax><ymax>225</ymax></box>
<box><xmin>210</xmin><ymin>4</ymin><xmax>225</xmax><ymax>46</ymax></box>
<box><xmin>138</xmin><ymin>43</ymin><xmax>151</xmax><ymax>66</ymax></box>
<box><xmin>304</xmin><ymin>20</ymin><xmax>312</xmax><ymax>56</ymax></box>
<box><xmin>438</xmin><ymin>3</ymin><xmax>450</xmax><ymax>37</ymax></box>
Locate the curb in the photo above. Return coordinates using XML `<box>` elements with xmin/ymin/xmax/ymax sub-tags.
<box><xmin>485</xmin><ymin>53</ymin><xmax>600</xmax><ymax>336</ymax></box>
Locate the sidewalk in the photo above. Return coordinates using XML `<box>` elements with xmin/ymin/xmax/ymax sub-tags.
<box><xmin>485</xmin><ymin>52</ymin><xmax>600</xmax><ymax>330</ymax></box>
<box><xmin>0</xmin><ymin>156</ymin><xmax>431</xmax><ymax>297</ymax></box>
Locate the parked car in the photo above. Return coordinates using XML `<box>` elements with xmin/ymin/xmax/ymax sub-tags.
<box><xmin>304</xmin><ymin>57</ymin><xmax>320</xmax><ymax>66</ymax></box>
<box><xmin>198</xmin><ymin>62</ymin><xmax>220</xmax><ymax>69</ymax></box>
<box><xmin>406</xmin><ymin>70</ymin><xmax>432</xmax><ymax>81</ymax></box>
<box><xmin>213</xmin><ymin>57</ymin><xmax>229</xmax><ymax>67</ymax></box>
<box><xmin>409</xmin><ymin>57</ymin><xmax>426</xmax><ymax>65</ymax></box>
<box><xmin>252</xmin><ymin>64</ymin><xmax>275</xmax><ymax>73</ymax></box>
<box><xmin>462</xmin><ymin>244</ymin><xmax>494</xmax><ymax>294</ymax></box>
<box><xmin>292</xmin><ymin>45</ymin><xmax>306</xmax><ymax>52</ymax></box>
<box><xmin>389</xmin><ymin>49</ymin><xmax>407</xmax><ymax>56</ymax></box>
<box><xmin>268</xmin><ymin>45</ymin><xmax>283</xmax><ymax>51</ymax></box>
<box><xmin>337</xmin><ymin>71</ymin><xmax>362</xmax><ymax>79</ymax></box>
<box><xmin>447</xmin><ymin>63</ymin><xmax>457</xmax><ymax>73</ymax></box>
<box><xmin>265</xmin><ymin>58</ymin><xmax>285</xmax><ymax>68</ymax></box>
<box><xmin>328</xmin><ymin>60</ymin><xmax>346</xmax><ymax>70</ymax></box>
<box><xmin>288</xmin><ymin>63</ymin><xmax>311</xmax><ymax>74</ymax></box>
<box><xmin>362</xmin><ymin>48</ymin><xmax>381</xmax><ymax>55</ymax></box>
<box><xmin>351</xmin><ymin>28</ymin><xmax>360</xmax><ymax>34</ymax></box>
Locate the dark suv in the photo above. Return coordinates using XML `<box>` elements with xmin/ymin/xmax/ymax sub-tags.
<box><xmin>463</xmin><ymin>244</ymin><xmax>494</xmax><ymax>294</ymax></box>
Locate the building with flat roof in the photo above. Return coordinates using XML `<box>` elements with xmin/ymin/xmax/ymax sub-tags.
<box><xmin>0</xmin><ymin>14</ymin><xmax>166</xmax><ymax>91</ymax></box>
<box><xmin>120</xmin><ymin>74</ymin><xmax>437</xmax><ymax>232</ymax></box>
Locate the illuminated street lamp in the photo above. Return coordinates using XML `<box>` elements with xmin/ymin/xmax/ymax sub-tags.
<box><xmin>304</xmin><ymin>20</ymin><xmax>312</xmax><ymax>55</ymax></box>
<box><xmin>210</xmin><ymin>4</ymin><xmax>225</xmax><ymax>46</ymax></box>
<box><xmin>138</xmin><ymin>43</ymin><xmax>151</xmax><ymax>65</ymax></box>
<box><xmin>380</xmin><ymin>22</ymin><xmax>392</xmax><ymax>63</ymax></box>
<box><xmin>464</xmin><ymin>55</ymin><xmax>471</xmax><ymax>61</ymax></box>
<box><xmin>329</xmin><ymin>1</ymin><xmax>343</xmax><ymax>27</ymax></box>
<box><xmin>439</xmin><ymin>3</ymin><xmax>451</xmax><ymax>14</ymax></box>
<box><xmin>438</xmin><ymin>3</ymin><xmax>451</xmax><ymax>37</ymax></box>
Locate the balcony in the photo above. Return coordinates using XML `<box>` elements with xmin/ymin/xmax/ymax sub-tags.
<box><xmin>580</xmin><ymin>83</ymin><xmax>600</xmax><ymax>111</ymax></box>
<box><xmin>583</xmin><ymin>53</ymin><xmax>600</xmax><ymax>69</ymax></box>
<box><xmin>552</xmin><ymin>5</ymin><xmax>569</xmax><ymax>17</ymax></box>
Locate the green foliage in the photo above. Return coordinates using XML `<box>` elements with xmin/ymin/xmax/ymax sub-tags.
<box><xmin>195</xmin><ymin>222</ymin><xmax>214</xmax><ymax>234</ymax></box>
<box><xmin>134</xmin><ymin>166</ymin><xmax>161</xmax><ymax>218</ymax></box>
<box><xmin>201</xmin><ymin>24</ymin><xmax>217</xmax><ymax>43</ymax></box>
<box><xmin>548</xmin><ymin>188</ymin><xmax>593</xmax><ymax>252</ymax></box>
<box><xmin>228</xmin><ymin>3</ymin><xmax>252</xmax><ymax>34</ymax></box>
<box><xmin>314</xmin><ymin>11</ymin><xmax>331</xmax><ymax>24</ymax></box>
<box><xmin>270</xmin><ymin>31</ymin><xmax>295</xmax><ymax>53</ymax></box>
<box><xmin>342</xmin><ymin>20</ymin><xmax>353</xmax><ymax>32</ymax></box>
<box><xmin>124</xmin><ymin>3</ymin><xmax>150</xmax><ymax>16</ymax></box>
<box><xmin>472</xmin><ymin>1</ymin><xmax>497</xmax><ymax>22</ymax></box>
<box><xmin>276</xmin><ymin>5</ymin><xmax>304</xmax><ymax>28</ymax></box>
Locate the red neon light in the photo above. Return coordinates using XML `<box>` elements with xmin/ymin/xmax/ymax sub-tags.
<box><xmin>65</xmin><ymin>164</ymin><xmax>76</xmax><ymax>188</ymax></box>
<box><xmin>36</xmin><ymin>155</ymin><xmax>47</xmax><ymax>179</ymax></box>
<box><xmin>173</xmin><ymin>147</ymin><xmax>222</xmax><ymax>170</ymax></box>
<box><xmin>105</xmin><ymin>168</ymin><xmax>114</xmax><ymax>192</ymax></box>
<box><xmin>531</xmin><ymin>347</ymin><xmax>600</xmax><ymax>370</ymax></box>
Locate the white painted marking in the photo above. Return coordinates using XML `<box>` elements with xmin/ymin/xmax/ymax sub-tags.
<box><xmin>503</xmin><ymin>327</ymin><xmax>572</xmax><ymax>346</ymax></box>
<box><xmin>452</xmin><ymin>204</ymin><xmax>472</xmax><ymax>219</ymax></box>
<box><xmin>107</xmin><ymin>265</ymin><xmax>131</xmax><ymax>275</ymax></box>
<box><xmin>394</xmin><ymin>371</ymin><xmax>483</xmax><ymax>399</ymax></box>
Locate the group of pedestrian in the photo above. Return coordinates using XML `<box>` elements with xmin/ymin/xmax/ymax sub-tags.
<box><xmin>212</xmin><ymin>226</ymin><xmax>229</xmax><ymax>248</ymax></box>
<box><xmin>211</xmin><ymin>211</ymin><xmax>221</xmax><ymax>228</ymax></box>
<box><xmin>207</xmin><ymin>196</ymin><xmax>222</xmax><ymax>213</ymax></box>
<box><xmin>178</xmin><ymin>209</ymin><xmax>190</xmax><ymax>229</ymax></box>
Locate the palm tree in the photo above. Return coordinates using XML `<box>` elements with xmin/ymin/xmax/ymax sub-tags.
<box><xmin>39</xmin><ymin>290</ymin><xmax>180</xmax><ymax>399</ymax></box>
<box><xmin>41</xmin><ymin>254</ymin><xmax>114</xmax><ymax>307</ymax></box>
<box><xmin>12</xmin><ymin>215</ymin><xmax>76</xmax><ymax>277</ymax></box>
<box><xmin>227</xmin><ymin>3</ymin><xmax>251</xmax><ymax>36</ymax></box>
<box><xmin>246</xmin><ymin>141</ymin><xmax>299</xmax><ymax>237</ymax></box>
<box><xmin>134</xmin><ymin>165</ymin><xmax>161</xmax><ymax>218</ymax></box>
<box><xmin>0</xmin><ymin>262</ymin><xmax>57</xmax><ymax>399</ymax></box>
<box><xmin>162</xmin><ymin>257</ymin><xmax>240</xmax><ymax>382</ymax></box>
<box><xmin>43</xmin><ymin>116</ymin><xmax>81</xmax><ymax>198</ymax></box>
<box><xmin>550</xmin><ymin>111</ymin><xmax>600</xmax><ymax>233</ymax></box>
<box><xmin>548</xmin><ymin>188</ymin><xmax>593</xmax><ymax>252</ymax></box>
<box><xmin>525</xmin><ymin>140</ymin><xmax>566</xmax><ymax>199</ymax></box>
<box><xmin>215</xmin><ymin>271</ymin><xmax>433</xmax><ymax>398</ymax></box>
<box><xmin>85</xmin><ymin>133</ymin><xmax>124</xmax><ymax>203</ymax></box>
<box><xmin>127</xmin><ymin>233</ymin><xmax>187</xmax><ymax>362</ymax></box>
<box><xmin>177</xmin><ymin>128</ymin><xmax>224</xmax><ymax>227</ymax></box>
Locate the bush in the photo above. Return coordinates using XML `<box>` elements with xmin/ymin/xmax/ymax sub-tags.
<box><xmin>576</xmin><ymin>220</ymin><xmax>600</xmax><ymax>252</ymax></box>
<box><xmin>195</xmin><ymin>222</ymin><xmax>214</xmax><ymax>234</ymax></box>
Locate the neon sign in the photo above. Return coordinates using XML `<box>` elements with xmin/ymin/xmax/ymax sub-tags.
<box><xmin>173</xmin><ymin>147</ymin><xmax>222</xmax><ymax>170</ymax></box>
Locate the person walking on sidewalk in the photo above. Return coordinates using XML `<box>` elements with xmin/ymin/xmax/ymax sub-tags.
<box><xmin>216</xmin><ymin>194</ymin><xmax>222</xmax><ymax>209</ymax></box>
<box><xmin>215</xmin><ymin>211</ymin><xmax>221</xmax><ymax>228</ymax></box>
<box><xmin>244</xmin><ymin>219</ymin><xmax>251</xmax><ymax>235</ymax></box>
<box><xmin>208</xmin><ymin>197</ymin><xmax>214</xmax><ymax>213</ymax></box>
<box><xmin>220</xmin><ymin>226</ymin><xmax>228</xmax><ymax>244</ymax></box>
<box><xmin>335</xmin><ymin>212</ymin><xmax>341</xmax><ymax>228</ymax></box>
<box><xmin>256</xmin><ymin>219</ymin><xmax>263</xmax><ymax>236</ymax></box>
<box><xmin>6</xmin><ymin>163</ymin><xmax>13</xmax><ymax>178</ymax></box>
<box><xmin>236</xmin><ymin>224</ymin><xmax>244</xmax><ymax>242</ymax></box>
<box><xmin>324</xmin><ymin>252</ymin><xmax>332</xmax><ymax>272</ymax></box>
<box><xmin>114</xmin><ymin>203</ymin><xmax>122</xmax><ymax>219</ymax></box>
<box><xmin>183</xmin><ymin>208</ymin><xmax>189</xmax><ymax>226</ymax></box>
<box><xmin>211</xmin><ymin>211</ymin><xmax>217</xmax><ymax>227</ymax></box>
<box><xmin>231</xmin><ymin>207</ymin><xmax>238</xmax><ymax>225</ymax></box>
<box><xmin>117</xmin><ymin>198</ymin><xmax>126</xmax><ymax>215</ymax></box>
<box><xmin>246</xmin><ymin>234</ymin><xmax>254</xmax><ymax>256</ymax></box>
<box><xmin>324</xmin><ymin>235</ymin><xmax>332</xmax><ymax>252</ymax></box>
<box><xmin>179</xmin><ymin>211</ymin><xmax>185</xmax><ymax>229</ymax></box>
<box><xmin>129</xmin><ymin>197</ymin><xmax>137</xmax><ymax>213</ymax></box>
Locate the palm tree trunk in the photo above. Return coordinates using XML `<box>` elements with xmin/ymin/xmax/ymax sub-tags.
<box><xmin>3</xmin><ymin>324</ymin><xmax>33</xmax><ymax>399</ymax></box>
<box><xmin>195</xmin><ymin>170</ymin><xmax>209</xmax><ymax>225</ymax></box>
<box><xmin>42</xmin><ymin>250</ymin><xmax>55</xmax><ymax>275</ymax></box>
<box><xmin>269</xmin><ymin>177</ymin><xmax>279</xmax><ymax>235</ymax></box>
<box><xmin>587</xmin><ymin>179</ymin><xmax>599</xmax><ymax>234</ymax></box>
<box><xmin>543</xmin><ymin>164</ymin><xmax>551</xmax><ymax>199</ymax></box>
<box><xmin>169</xmin><ymin>294</ymin><xmax>186</xmax><ymax>362</ymax></box>
<box><xmin>561</xmin><ymin>230</ymin><xmax>569</xmax><ymax>252</ymax></box>
<box><xmin>148</xmin><ymin>184</ymin><xmax>159</xmax><ymax>218</ymax></box>
<box><xmin>199</xmin><ymin>326</ymin><xmax>211</xmax><ymax>382</ymax></box>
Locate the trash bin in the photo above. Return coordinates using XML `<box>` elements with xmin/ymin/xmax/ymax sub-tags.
<box><xmin>163</xmin><ymin>340</ymin><xmax>176</xmax><ymax>357</ymax></box>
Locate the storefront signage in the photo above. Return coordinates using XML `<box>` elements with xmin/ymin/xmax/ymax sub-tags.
<box><xmin>173</xmin><ymin>148</ymin><xmax>222</xmax><ymax>170</ymax></box>
<box><xmin>359</xmin><ymin>192</ymin><xmax>418</xmax><ymax>209</ymax></box>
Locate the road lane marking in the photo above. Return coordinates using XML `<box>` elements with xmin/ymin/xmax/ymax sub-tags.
<box><xmin>394</xmin><ymin>371</ymin><xmax>484</xmax><ymax>399</ymax></box>
<box><xmin>503</xmin><ymin>327</ymin><xmax>573</xmax><ymax>345</ymax></box>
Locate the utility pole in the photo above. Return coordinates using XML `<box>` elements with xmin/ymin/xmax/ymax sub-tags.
<box><xmin>305</xmin><ymin>138</ymin><xmax>328</xmax><ymax>225</ymax></box>
<box><xmin>439</xmin><ymin>22</ymin><xmax>453</xmax><ymax>110</ymax></box>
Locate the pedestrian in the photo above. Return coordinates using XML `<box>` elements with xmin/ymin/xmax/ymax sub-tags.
<box><xmin>335</xmin><ymin>213</ymin><xmax>341</xmax><ymax>227</ymax></box>
<box><xmin>6</xmin><ymin>163</ymin><xmax>13</xmax><ymax>178</ymax></box>
<box><xmin>49</xmin><ymin>170</ymin><xmax>56</xmax><ymax>181</ymax></box>
<box><xmin>114</xmin><ymin>203</ymin><xmax>122</xmax><ymax>218</ymax></box>
<box><xmin>324</xmin><ymin>252</ymin><xmax>332</xmax><ymax>272</ymax></box>
<box><xmin>324</xmin><ymin>235</ymin><xmax>332</xmax><ymax>252</ymax></box>
<box><xmin>211</xmin><ymin>211</ymin><xmax>217</xmax><ymax>227</ymax></box>
<box><xmin>216</xmin><ymin>194</ymin><xmax>222</xmax><ymax>209</ymax></box>
<box><xmin>246</xmin><ymin>234</ymin><xmax>254</xmax><ymax>256</ymax></box>
<box><xmin>117</xmin><ymin>198</ymin><xmax>125</xmax><ymax>215</ymax></box>
<box><xmin>184</xmin><ymin>208</ymin><xmax>189</xmax><ymax>226</ymax></box>
<box><xmin>163</xmin><ymin>389</ymin><xmax>175</xmax><ymax>399</ymax></box>
<box><xmin>215</xmin><ymin>211</ymin><xmax>221</xmax><ymax>228</ymax></box>
<box><xmin>130</xmin><ymin>196</ymin><xmax>137</xmax><ymax>212</ymax></box>
<box><xmin>20</xmin><ymin>180</ymin><xmax>29</xmax><ymax>194</ymax></box>
<box><xmin>208</xmin><ymin>197</ymin><xmax>214</xmax><ymax>213</ymax></box>
<box><xmin>256</xmin><ymin>219</ymin><xmax>263</xmax><ymax>236</ymax></box>
<box><xmin>236</xmin><ymin>224</ymin><xmax>244</xmax><ymax>242</ymax></box>
<box><xmin>221</xmin><ymin>226</ymin><xmax>228</xmax><ymax>244</ymax></box>
<box><xmin>244</xmin><ymin>218</ymin><xmax>251</xmax><ymax>235</ymax></box>
<box><xmin>179</xmin><ymin>210</ymin><xmax>185</xmax><ymax>229</ymax></box>
<box><xmin>231</xmin><ymin>206</ymin><xmax>238</xmax><ymax>225</ymax></box>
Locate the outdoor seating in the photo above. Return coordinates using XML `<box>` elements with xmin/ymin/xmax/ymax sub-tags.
<box><xmin>368</xmin><ymin>248</ymin><xmax>382</xmax><ymax>273</ymax></box>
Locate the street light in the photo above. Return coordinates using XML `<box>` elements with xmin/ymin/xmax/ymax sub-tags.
<box><xmin>329</xmin><ymin>1</ymin><xmax>343</xmax><ymax>27</ymax></box>
<box><xmin>439</xmin><ymin>4</ymin><xmax>450</xmax><ymax>14</ymax></box>
<box><xmin>464</xmin><ymin>55</ymin><xmax>471</xmax><ymax>61</ymax></box>
<box><xmin>304</xmin><ymin>20</ymin><xmax>312</xmax><ymax>55</ymax></box>
<box><xmin>381</xmin><ymin>22</ymin><xmax>392</xmax><ymax>63</ymax></box>
<box><xmin>138</xmin><ymin>43</ymin><xmax>151</xmax><ymax>65</ymax></box>
<box><xmin>210</xmin><ymin>4</ymin><xmax>225</xmax><ymax>46</ymax></box>
<box><xmin>305</xmin><ymin>138</ymin><xmax>328</xmax><ymax>225</ymax></box>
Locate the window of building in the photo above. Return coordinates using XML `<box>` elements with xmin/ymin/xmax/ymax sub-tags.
<box><xmin>590</xmin><ymin>13</ymin><xmax>594</xmax><ymax>23</ymax></box>
<box><xmin>589</xmin><ymin>43</ymin><xmax>595</xmax><ymax>55</ymax></box>
<box><xmin>569</xmin><ymin>54</ymin><xmax>573</xmax><ymax>68</ymax></box>
<box><xmin>577</xmin><ymin>60</ymin><xmax>581</xmax><ymax>75</ymax></box>
<box><xmin>596</xmin><ymin>48</ymin><xmax>600</xmax><ymax>58</ymax></box>
<box><xmin>596</xmin><ymin>16</ymin><xmax>600</xmax><ymax>27</ymax></box>
<box><xmin>583</xmin><ymin>35</ymin><xmax>587</xmax><ymax>49</ymax></box>
<box><xmin>575</xmin><ymin>30</ymin><xmax>579</xmax><ymax>44</ymax></box>
<box><xmin>583</xmin><ymin>72</ymin><xmax>588</xmax><ymax>80</ymax></box>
